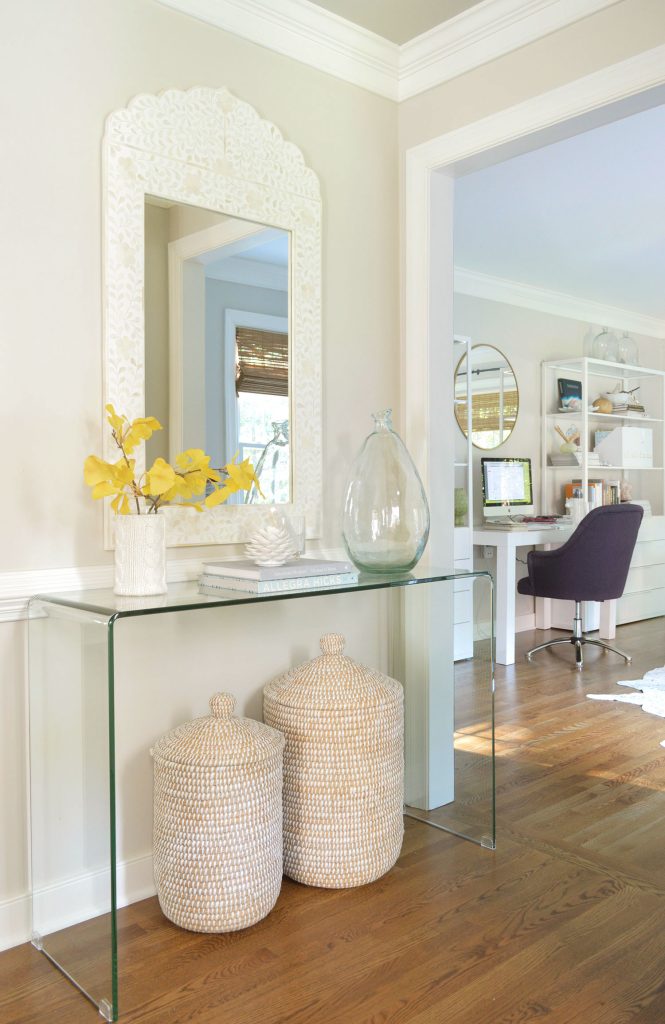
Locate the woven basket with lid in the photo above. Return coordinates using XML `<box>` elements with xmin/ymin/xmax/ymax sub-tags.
<box><xmin>263</xmin><ymin>633</ymin><xmax>404</xmax><ymax>888</ymax></box>
<box><xmin>152</xmin><ymin>692</ymin><xmax>284</xmax><ymax>932</ymax></box>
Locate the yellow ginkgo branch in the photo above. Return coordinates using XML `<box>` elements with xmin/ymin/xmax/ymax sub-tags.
<box><xmin>84</xmin><ymin>405</ymin><xmax>263</xmax><ymax>515</ymax></box>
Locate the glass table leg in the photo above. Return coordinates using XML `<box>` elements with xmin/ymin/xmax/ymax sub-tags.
<box><xmin>28</xmin><ymin>599</ymin><xmax>118</xmax><ymax>1020</ymax></box>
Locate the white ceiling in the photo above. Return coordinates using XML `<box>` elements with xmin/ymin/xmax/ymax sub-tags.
<box><xmin>307</xmin><ymin>0</ymin><xmax>481</xmax><ymax>43</ymax></box>
<box><xmin>454</xmin><ymin>103</ymin><xmax>665</xmax><ymax>322</ymax></box>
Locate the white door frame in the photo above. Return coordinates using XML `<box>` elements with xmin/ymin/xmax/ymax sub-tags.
<box><xmin>402</xmin><ymin>43</ymin><xmax>665</xmax><ymax>812</ymax></box>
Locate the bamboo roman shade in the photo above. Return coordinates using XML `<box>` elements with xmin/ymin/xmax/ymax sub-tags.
<box><xmin>236</xmin><ymin>328</ymin><xmax>289</xmax><ymax>397</ymax></box>
<box><xmin>456</xmin><ymin>390</ymin><xmax>518</xmax><ymax>433</ymax></box>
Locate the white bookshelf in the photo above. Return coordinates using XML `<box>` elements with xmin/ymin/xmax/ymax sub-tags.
<box><xmin>541</xmin><ymin>356</ymin><xmax>665</xmax><ymax>627</ymax></box>
<box><xmin>541</xmin><ymin>357</ymin><xmax>665</xmax><ymax>514</ymax></box>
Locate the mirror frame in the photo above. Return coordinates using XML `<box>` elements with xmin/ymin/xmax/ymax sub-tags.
<box><xmin>103</xmin><ymin>87</ymin><xmax>322</xmax><ymax>548</ymax></box>
<box><xmin>454</xmin><ymin>343</ymin><xmax>519</xmax><ymax>450</ymax></box>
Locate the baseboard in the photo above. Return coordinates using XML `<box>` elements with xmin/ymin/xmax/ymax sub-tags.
<box><xmin>0</xmin><ymin>853</ymin><xmax>155</xmax><ymax>952</ymax></box>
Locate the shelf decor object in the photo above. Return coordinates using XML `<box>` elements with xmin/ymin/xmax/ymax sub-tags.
<box><xmin>591</xmin><ymin>327</ymin><xmax>619</xmax><ymax>362</ymax></box>
<box><xmin>152</xmin><ymin>692</ymin><xmax>284</xmax><ymax>933</ymax></box>
<box><xmin>84</xmin><ymin>406</ymin><xmax>259</xmax><ymax>594</ymax></box>
<box><xmin>263</xmin><ymin>632</ymin><xmax>404</xmax><ymax>888</ymax></box>
<box><xmin>114</xmin><ymin>514</ymin><xmax>167</xmax><ymax>596</ymax></box>
<box><xmin>342</xmin><ymin>409</ymin><xmax>430</xmax><ymax>573</ymax></box>
<box><xmin>617</xmin><ymin>332</ymin><xmax>639</xmax><ymax>366</ymax></box>
<box><xmin>245</xmin><ymin>509</ymin><xmax>298</xmax><ymax>566</ymax></box>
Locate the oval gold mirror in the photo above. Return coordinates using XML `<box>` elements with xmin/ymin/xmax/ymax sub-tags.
<box><xmin>455</xmin><ymin>344</ymin><xmax>518</xmax><ymax>450</ymax></box>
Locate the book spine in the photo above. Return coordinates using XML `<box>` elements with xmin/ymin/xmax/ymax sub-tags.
<box><xmin>201</xmin><ymin>572</ymin><xmax>359</xmax><ymax>594</ymax></box>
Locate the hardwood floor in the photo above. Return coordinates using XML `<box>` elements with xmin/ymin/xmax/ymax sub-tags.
<box><xmin>3</xmin><ymin>619</ymin><xmax>665</xmax><ymax>1023</ymax></box>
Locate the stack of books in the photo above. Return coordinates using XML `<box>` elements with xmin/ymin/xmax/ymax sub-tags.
<box><xmin>199</xmin><ymin>558</ymin><xmax>359</xmax><ymax>594</ymax></box>
<box><xmin>565</xmin><ymin>479</ymin><xmax>604</xmax><ymax>509</ymax></box>
<box><xmin>549</xmin><ymin>451</ymin><xmax>578</xmax><ymax>467</ymax></box>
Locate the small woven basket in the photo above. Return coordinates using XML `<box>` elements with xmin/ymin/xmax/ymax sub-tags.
<box><xmin>152</xmin><ymin>692</ymin><xmax>285</xmax><ymax>932</ymax></box>
<box><xmin>263</xmin><ymin>633</ymin><xmax>404</xmax><ymax>888</ymax></box>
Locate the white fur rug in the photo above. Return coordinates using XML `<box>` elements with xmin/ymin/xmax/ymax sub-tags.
<box><xmin>588</xmin><ymin>666</ymin><xmax>665</xmax><ymax>747</ymax></box>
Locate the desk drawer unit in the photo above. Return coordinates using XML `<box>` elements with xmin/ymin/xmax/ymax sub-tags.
<box><xmin>617</xmin><ymin>516</ymin><xmax>665</xmax><ymax>625</ymax></box>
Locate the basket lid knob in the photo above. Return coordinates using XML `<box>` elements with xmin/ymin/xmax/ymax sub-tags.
<box><xmin>320</xmin><ymin>633</ymin><xmax>345</xmax><ymax>655</ymax></box>
<box><xmin>209</xmin><ymin>692</ymin><xmax>236</xmax><ymax>720</ymax></box>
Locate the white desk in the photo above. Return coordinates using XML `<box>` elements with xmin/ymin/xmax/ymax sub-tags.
<box><xmin>473</xmin><ymin>526</ymin><xmax>616</xmax><ymax>666</ymax></box>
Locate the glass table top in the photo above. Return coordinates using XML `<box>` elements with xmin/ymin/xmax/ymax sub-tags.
<box><xmin>33</xmin><ymin>566</ymin><xmax>491</xmax><ymax>619</ymax></box>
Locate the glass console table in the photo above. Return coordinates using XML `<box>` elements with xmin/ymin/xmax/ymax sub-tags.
<box><xmin>28</xmin><ymin>567</ymin><xmax>494</xmax><ymax>1021</ymax></box>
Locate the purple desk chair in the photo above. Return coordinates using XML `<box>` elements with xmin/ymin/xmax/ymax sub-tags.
<box><xmin>517</xmin><ymin>504</ymin><xmax>643</xmax><ymax>670</ymax></box>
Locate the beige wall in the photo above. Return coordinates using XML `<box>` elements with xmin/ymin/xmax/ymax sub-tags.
<box><xmin>0</xmin><ymin>0</ymin><xmax>398</xmax><ymax>946</ymax></box>
<box><xmin>3</xmin><ymin>0</ymin><xmax>665</xmax><ymax>950</ymax></box>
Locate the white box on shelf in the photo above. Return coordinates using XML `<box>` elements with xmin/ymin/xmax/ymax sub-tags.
<box><xmin>595</xmin><ymin>426</ymin><xmax>653</xmax><ymax>468</ymax></box>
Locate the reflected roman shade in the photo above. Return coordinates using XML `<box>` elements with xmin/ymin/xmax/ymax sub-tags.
<box><xmin>236</xmin><ymin>328</ymin><xmax>289</xmax><ymax>397</ymax></box>
<box><xmin>457</xmin><ymin>390</ymin><xmax>518</xmax><ymax>433</ymax></box>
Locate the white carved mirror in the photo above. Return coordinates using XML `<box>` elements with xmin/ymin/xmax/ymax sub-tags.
<box><xmin>103</xmin><ymin>87</ymin><xmax>322</xmax><ymax>547</ymax></box>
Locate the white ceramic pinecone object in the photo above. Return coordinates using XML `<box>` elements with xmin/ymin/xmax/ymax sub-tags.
<box><xmin>263</xmin><ymin>633</ymin><xmax>404</xmax><ymax>888</ymax></box>
<box><xmin>151</xmin><ymin>692</ymin><xmax>285</xmax><ymax>932</ymax></box>
<box><xmin>245</xmin><ymin>520</ymin><xmax>296</xmax><ymax>566</ymax></box>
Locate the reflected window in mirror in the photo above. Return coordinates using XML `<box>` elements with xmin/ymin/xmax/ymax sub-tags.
<box><xmin>144</xmin><ymin>196</ymin><xmax>290</xmax><ymax>503</ymax></box>
<box><xmin>454</xmin><ymin>344</ymin><xmax>518</xmax><ymax>449</ymax></box>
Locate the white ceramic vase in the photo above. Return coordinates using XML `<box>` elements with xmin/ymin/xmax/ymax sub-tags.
<box><xmin>114</xmin><ymin>513</ymin><xmax>167</xmax><ymax>596</ymax></box>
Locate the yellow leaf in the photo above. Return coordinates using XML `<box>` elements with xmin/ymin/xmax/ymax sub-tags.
<box><xmin>204</xmin><ymin>484</ymin><xmax>234</xmax><ymax>508</ymax></box>
<box><xmin>124</xmin><ymin>417</ymin><xmax>162</xmax><ymax>453</ymax></box>
<box><xmin>105</xmin><ymin>404</ymin><xmax>125</xmax><ymax>433</ymax></box>
<box><xmin>176</xmin><ymin>449</ymin><xmax>221</xmax><ymax>484</ymax></box>
<box><xmin>84</xmin><ymin>455</ymin><xmax>115</xmax><ymax>487</ymax></box>
<box><xmin>91</xmin><ymin>481</ymin><xmax>118</xmax><ymax>500</ymax></box>
<box><xmin>144</xmin><ymin>458</ymin><xmax>177</xmax><ymax>496</ymax></box>
<box><xmin>113</xmin><ymin>458</ymin><xmax>135</xmax><ymax>486</ymax></box>
<box><xmin>224</xmin><ymin>457</ymin><xmax>263</xmax><ymax>497</ymax></box>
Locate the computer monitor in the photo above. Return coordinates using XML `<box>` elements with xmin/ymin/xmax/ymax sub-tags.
<box><xmin>481</xmin><ymin>457</ymin><xmax>534</xmax><ymax>519</ymax></box>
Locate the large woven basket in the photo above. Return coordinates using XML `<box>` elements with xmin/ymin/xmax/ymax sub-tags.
<box><xmin>263</xmin><ymin>633</ymin><xmax>404</xmax><ymax>888</ymax></box>
<box><xmin>152</xmin><ymin>692</ymin><xmax>284</xmax><ymax>932</ymax></box>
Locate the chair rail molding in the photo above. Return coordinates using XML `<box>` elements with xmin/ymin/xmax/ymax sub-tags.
<box><xmin>156</xmin><ymin>0</ymin><xmax>621</xmax><ymax>101</ymax></box>
<box><xmin>0</xmin><ymin>561</ymin><xmax>204</xmax><ymax>623</ymax></box>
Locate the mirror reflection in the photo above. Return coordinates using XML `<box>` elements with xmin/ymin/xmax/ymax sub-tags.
<box><xmin>144</xmin><ymin>196</ymin><xmax>290</xmax><ymax>503</ymax></box>
<box><xmin>454</xmin><ymin>344</ymin><xmax>518</xmax><ymax>449</ymax></box>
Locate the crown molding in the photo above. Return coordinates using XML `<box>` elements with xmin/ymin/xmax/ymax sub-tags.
<box><xmin>157</xmin><ymin>0</ymin><xmax>399</xmax><ymax>99</ymax></box>
<box><xmin>156</xmin><ymin>0</ymin><xmax>621</xmax><ymax>102</ymax></box>
<box><xmin>397</xmin><ymin>0</ymin><xmax>623</xmax><ymax>101</ymax></box>
<box><xmin>454</xmin><ymin>266</ymin><xmax>665</xmax><ymax>339</ymax></box>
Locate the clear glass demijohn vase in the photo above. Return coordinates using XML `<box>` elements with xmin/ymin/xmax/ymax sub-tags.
<box><xmin>342</xmin><ymin>410</ymin><xmax>430</xmax><ymax>573</ymax></box>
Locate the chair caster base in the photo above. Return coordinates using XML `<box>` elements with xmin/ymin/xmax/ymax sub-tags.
<box><xmin>524</xmin><ymin>634</ymin><xmax>633</xmax><ymax>671</ymax></box>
